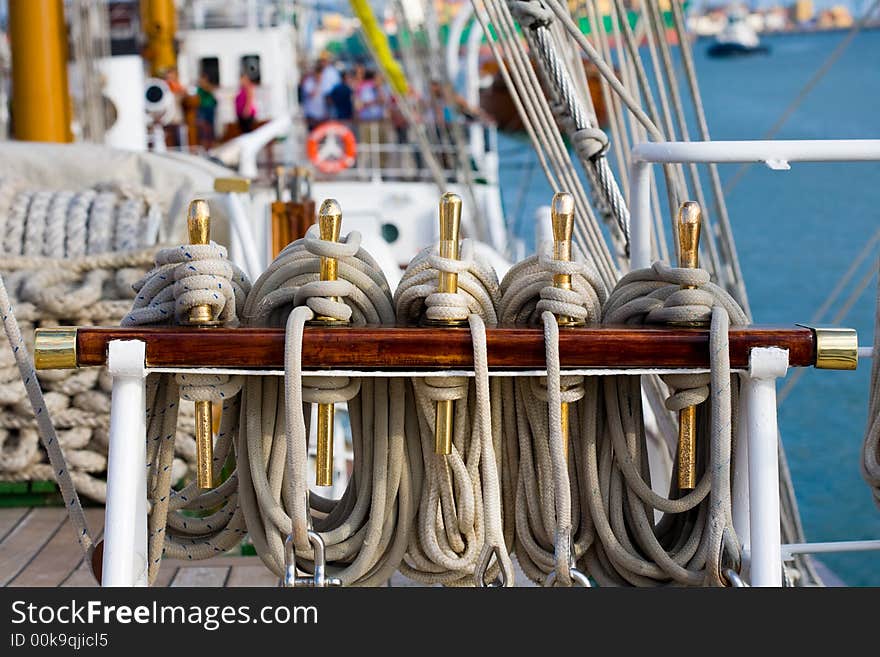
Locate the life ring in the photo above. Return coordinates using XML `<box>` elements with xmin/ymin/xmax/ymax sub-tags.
<box><xmin>306</xmin><ymin>122</ymin><xmax>357</xmax><ymax>174</ymax></box>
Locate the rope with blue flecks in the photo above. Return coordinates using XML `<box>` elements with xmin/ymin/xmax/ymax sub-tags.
<box><xmin>122</xmin><ymin>240</ymin><xmax>251</xmax><ymax>584</ymax></box>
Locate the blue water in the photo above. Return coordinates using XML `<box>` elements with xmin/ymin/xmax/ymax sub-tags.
<box><xmin>497</xmin><ymin>29</ymin><xmax>880</xmax><ymax>585</ymax></box>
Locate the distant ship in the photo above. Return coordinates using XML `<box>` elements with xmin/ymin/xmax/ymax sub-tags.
<box><xmin>707</xmin><ymin>11</ymin><xmax>771</xmax><ymax>57</ymax></box>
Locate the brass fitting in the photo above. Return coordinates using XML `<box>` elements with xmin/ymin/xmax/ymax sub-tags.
<box><xmin>213</xmin><ymin>177</ymin><xmax>251</xmax><ymax>194</ymax></box>
<box><xmin>310</xmin><ymin>199</ymin><xmax>348</xmax><ymax>487</ymax></box>
<box><xmin>797</xmin><ymin>325</ymin><xmax>859</xmax><ymax>371</ymax></box>
<box><xmin>183</xmin><ymin>199</ymin><xmax>217</xmax><ymax>490</ymax></box>
<box><xmin>675</xmin><ymin>201</ymin><xmax>704</xmax><ymax>491</ymax></box>
<box><xmin>550</xmin><ymin>192</ymin><xmax>580</xmax><ymax>460</ymax></box>
<box><xmin>550</xmin><ymin>192</ymin><xmax>582</xmax><ymax>328</ymax></box>
<box><xmin>428</xmin><ymin>193</ymin><xmax>467</xmax><ymax>455</ymax></box>
<box><xmin>34</xmin><ymin>327</ymin><xmax>79</xmax><ymax>370</ymax></box>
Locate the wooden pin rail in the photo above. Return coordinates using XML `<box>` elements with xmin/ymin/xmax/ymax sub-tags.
<box><xmin>67</xmin><ymin>325</ymin><xmax>819</xmax><ymax>370</ymax></box>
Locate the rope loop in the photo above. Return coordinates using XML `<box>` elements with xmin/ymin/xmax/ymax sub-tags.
<box><xmin>510</xmin><ymin>0</ymin><xmax>554</xmax><ymax>28</ymax></box>
<box><xmin>572</xmin><ymin>126</ymin><xmax>610</xmax><ymax>160</ymax></box>
<box><xmin>175</xmin><ymin>373</ymin><xmax>245</xmax><ymax>404</ymax></box>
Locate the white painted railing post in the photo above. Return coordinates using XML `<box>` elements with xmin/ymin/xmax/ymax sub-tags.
<box><xmin>628</xmin><ymin>159</ymin><xmax>653</xmax><ymax>271</ymax></box>
<box><xmin>744</xmin><ymin>346</ymin><xmax>789</xmax><ymax>587</ymax></box>
<box><xmin>102</xmin><ymin>340</ymin><xmax>148</xmax><ymax>587</ymax></box>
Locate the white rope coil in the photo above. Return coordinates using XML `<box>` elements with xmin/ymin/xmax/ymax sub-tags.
<box><xmin>0</xmin><ymin>180</ymin><xmax>164</xmax><ymax>503</ymax></box>
<box><xmin>121</xmin><ymin>239</ymin><xmax>251</xmax><ymax>583</ymax></box>
<box><xmin>862</xmin><ymin>263</ymin><xmax>880</xmax><ymax>508</ymax></box>
<box><xmin>394</xmin><ymin>240</ymin><xmax>515</xmax><ymax>586</ymax></box>
<box><xmin>579</xmin><ymin>261</ymin><xmax>747</xmax><ymax>586</ymax></box>
<box><xmin>237</xmin><ymin>227</ymin><xmax>412</xmax><ymax>587</ymax></box>
<box><xmin>499</xmin><ymin>241</ymin><xmax>606</xmax><ymax>585</ymax></box>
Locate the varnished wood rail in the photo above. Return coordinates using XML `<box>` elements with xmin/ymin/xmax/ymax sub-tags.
<box><xmin>71</xmin><ymin>325</ymin><xmax>817</xmax><ymax>370</ymax></box>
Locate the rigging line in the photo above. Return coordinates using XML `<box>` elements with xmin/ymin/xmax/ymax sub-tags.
<box><xmin>544</xmin><ymin>0</ymin><xmax>665</xmax><ymax>142</ymax></box>
<box><xmin>644</xmin><ymin>0</ymin><xmax>724</xmax><ymax>286</ymax></box>
<box><xmin>669</xmin><ymin>0</ymin><xmax>749</xmax><ymax>319</ymax></box>
<box><xmin>807</xmin><ymin>227</ymin><xmax>880</xmax><ymax>327</ymax></box>
<box><xmin>482</xmin><ymin>0</ymin><xmax>618</xmax><ymax>284</ymax></box>
<box><xmin>778</xmin><ymin>257</ymin><xmax>879</xmax><ymax>404</ymax></box>
<box><xmin>585</xmin><ymin>0</ymin><xmax>631</xmax><ymax>200</ymax></box>
<box><xmin>723</xmin><ymin>0</ymin><xmax>880</xmax><ymax>196</ymax></box>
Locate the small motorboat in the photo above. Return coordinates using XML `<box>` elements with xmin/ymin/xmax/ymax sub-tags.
<box><xmin>707</xmin><ymin>11</ymin><xmax>770</xmax><ymax>57</ymax></box>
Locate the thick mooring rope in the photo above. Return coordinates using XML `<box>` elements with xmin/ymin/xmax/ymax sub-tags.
<box><xmin>0</xmin><ymin>180</ymin><xmax>164</xmax><ymax>501</ymax></box>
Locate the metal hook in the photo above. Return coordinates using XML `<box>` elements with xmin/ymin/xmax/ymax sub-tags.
<box><xmin>543</xmin><ymin>567</ymin><xmax>592</xmax><ymax>588</ymax></box>
<box><xmin>475</xmin><ymin>545</ymin><xmax>508</xmax><ymax>588</ymax></box>
<box><xmin>722</xmin><ymin>568</ymin><xmax>749</xmax><ymax>588</ymax></box>
<box><xmin>281</xmin><ymin>529</ymin><xmax>342</xmax><ymax>588</ymax></box>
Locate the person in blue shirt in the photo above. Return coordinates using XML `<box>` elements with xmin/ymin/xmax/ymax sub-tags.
<box><xmin>327</xmin><ymin>69</ymin><xmax>355</xmax><ymax>123</ymax></box>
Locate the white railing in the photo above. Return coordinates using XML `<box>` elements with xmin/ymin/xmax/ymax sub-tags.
<box><xmin>629</xmin><ymin>138</ymin><xmax>880</xmax><ymax>586</ymax></box>
<box><xmin>310</xmin><ymin>121</ymin><xmax>499</xmax><ymax>186</ymax></box>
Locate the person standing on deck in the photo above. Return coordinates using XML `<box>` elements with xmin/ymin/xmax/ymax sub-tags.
<box><xmin>195</xmin><ymin>72</ymin><xmax>217</xmax><ymax>146</ymax></box>
<box><xmin>235</xmin><ymin>73</ymin><xmax>257</xmax><ymax>134</ymax></box>
<box><xmin>327</xmin><ymin>69</ymin><xmax>355</xmax><ymax>124</ymax></box>
<box><xmin>354</xmin><ymin>69</ymin><xmax>385</xmax><ymax>168</ymax></box>
<box><xmin>301</xmin><ymin>52</ymin><xmax>341</xmax><ymax>130</ymax></box>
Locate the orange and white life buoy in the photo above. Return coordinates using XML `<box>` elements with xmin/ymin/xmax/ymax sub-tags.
<box><xmin>306</xmin><ymin>122</ymin><xmax>357</xmax><ymax>174</ymax></box>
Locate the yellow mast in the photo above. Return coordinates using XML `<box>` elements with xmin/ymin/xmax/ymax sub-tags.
<box><xmin>141</xmin><ymin>0</ymin><xmax>177</xmax><ymax>76</ymax></box>
<box><xmin>8</xmin><ymin>0</ymin><xmax>73</xmax><ymax>142</ymax></box>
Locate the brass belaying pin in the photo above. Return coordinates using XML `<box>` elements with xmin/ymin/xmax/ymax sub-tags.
<box><xmin>550</xmin><ymin>192</ymin><xmax>581</xmax><ymax>460</ymax></box>
<box><xmin>311</xmin><ymin>199</ymin><xmax>347</xmax><ymax>487</ymax></box>
<box><xmin>428</xmin><ymin>192</ymin><xmax>467</xmax><ymax>455</ymax></box>
<box><xmin>182</xmin><ymin>199</ymin><xmax>219</xmax><ymax>489</ymax></box>
<box><xmin>675</xmin><ymin>201</ymin><xmax>704</xmax><ymax>491</ymax></box>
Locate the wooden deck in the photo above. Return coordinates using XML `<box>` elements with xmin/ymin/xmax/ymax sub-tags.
<box><xmin>0</xmin><ymin>507</ymin><xmax>277</xmax><ymax>587</ymax></box>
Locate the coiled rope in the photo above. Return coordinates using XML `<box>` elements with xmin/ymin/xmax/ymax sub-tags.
<box><xmin>121</xmin><ymin>240</ymin><xmax>251</xmax><ymax>583</ymax></box>
<box><xmin>394</xmin><ymin>240</ymin><xmax>515</xmax><ymax>586</ymax></box>
<box><xmin>862</xmin><ymin>265</ymin><xmax>880</xmax><ymax>508</ymax></box>
<box><xmin>498</xmin><ymin>240</ymin><xmax>606</xmax><ymax>585</ymax></box>
<box><xmin>580</xmin><ymin>262</ymin><xmax>748</xmax><ymax>586</ymax></box>
<box><xmin>237</xmin><ymin>226</ymin><xmax>414</xmax><ymax>586</ymax></box>
<box><xmin>0</xmin><ymin>180</ymin><xmax>164</xmax><ymax>502</ymax></box>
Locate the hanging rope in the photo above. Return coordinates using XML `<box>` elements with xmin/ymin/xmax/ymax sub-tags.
<box><xmin>862</xmin><ymin>259</ymin><xmax>880</xmax><ymax>509</ymax></box>
<box><xmin>394</xmin><ymin>239</ymin><xmax>515</xmax><ymax>586</ymax></box>
<box><xmin>237</xmin><ymin>225</ymin><xmax>415</xmax><ymax>586</ymax></box>
<box><xmin>580</xmin><ymin>262</ymin><xmax>747</xmax><ymax>586</ymax></box>
<box><xmin>121</xmin><ymin>238</ymin><xmax>251</xmax><ymax>584</ymax></box>
<box><xmin>498</xmin><ymin>239</ymin><xmax>606</xmax><ymax>584</ymax></box>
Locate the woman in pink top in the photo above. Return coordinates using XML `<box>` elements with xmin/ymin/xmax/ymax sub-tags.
<box><xmin>236</xmin><ymin>74</ymin><xmax>257</xmax><ymax>133</ymax></box>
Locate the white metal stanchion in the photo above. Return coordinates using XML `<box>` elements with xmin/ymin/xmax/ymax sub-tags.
<box><xmin>744</xmin><ymin>346</ymin><xmax>789</xmax><ymax>587</ymax></box>
<box><xmin>102</xmin><ymin>340</ymin><xmax>148</xmax><ymax>587</ymax></box>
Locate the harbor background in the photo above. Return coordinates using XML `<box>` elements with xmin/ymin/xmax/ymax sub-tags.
<box><xmin>497</xmin><ymin>27</ymin><xmax>880</xmax><ymax>585</ymax></box>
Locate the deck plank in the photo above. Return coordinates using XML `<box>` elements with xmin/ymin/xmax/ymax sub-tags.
<box><xmin>8</xmin><ymin>508</ymin><xmax>105</xmax><ymax>587</ymax></box>
<box><xmin>0</xmin><ymin>507</ymin><xmax>67</xmax><ymax>586</ymax></box>
<box><xmin>225</xmin><ymin>563</ymin><xmax>278</xmax><ymax>587</ymax></box>
<box><xmin>170</xmin><ymin>566</ymin><xmax>230</xmax><ymax>587</ymax></box>
<box><xmin>0</xmin><ymin>508</ymin><xmax>30</xmax><ymax>542</ymax></box>
<box><xmin>152</xmin><ymin>564</ymin><xmax>179</xmax><ymax>588</ymax></box>
<box><xmin>61</xmin><ymin>560</ymin><xmax>100</xmax><ymax>587</ymax></box>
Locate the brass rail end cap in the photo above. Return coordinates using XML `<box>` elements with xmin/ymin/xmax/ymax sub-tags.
<box><xmin>797</xmin><ymin>324</ymin><xmax>858</xmax><ymax>370</ymax></box>
<box><xmin>34</xmin><ymin>327</ymin><xmax>78</xmax><ymax>370</ymax></box>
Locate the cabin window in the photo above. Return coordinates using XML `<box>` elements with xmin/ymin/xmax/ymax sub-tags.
<box><xmin>241</xmin><ymin>55</ymin><xmax>261</xmax><ymax>84</ymax></box>
<box><xmin>199</xmin><ymin>57</ymin><xmax>220</xmax><ymax>86</ymax></box>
